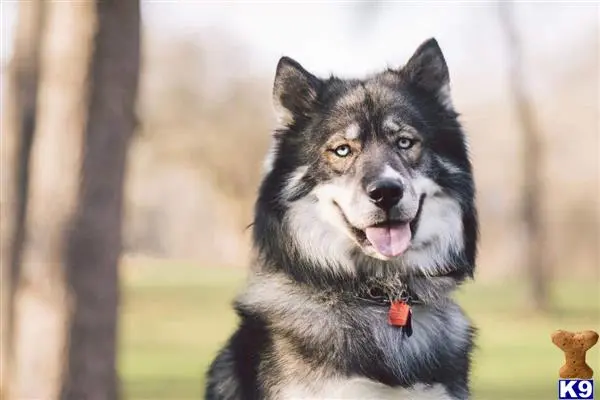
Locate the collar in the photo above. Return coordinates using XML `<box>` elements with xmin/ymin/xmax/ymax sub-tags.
<box><xmin>354</xmin><ymin>283</ymin><xmax>423</xmax><ymax>307</ymax></box>
<box><xmin>354</xmin><ymin>282</ymin><xmax>421</xmax><ymax>337</ymax></box>
<box><xmin>353</xmin><ymin>267</ymin><xmax>467</xmax><ymax>307</ymax></box>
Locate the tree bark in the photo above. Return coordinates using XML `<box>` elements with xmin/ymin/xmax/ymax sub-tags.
<box><xmin>6</xmin><ymin>0</ymin><xmax>139</xmax><ymax>398</ymax></box>
<box><xmin>0</xmin><ymin>0</ymin><xmax>45</xmax><ymax>397</ymax></box>
<box><xmin>11</xmin><ymin>2</ymin><xmax>97</xmax><ymax>398</ymax></box>
<box><xmin>499</xmin><ymin>2</ymin><xmax>549</xmax><ymax>311</ymax></box>
<box><xmin>60</xmin><ymin>1</ymin><xmax>140</xmax><ymax>399</ymax></box>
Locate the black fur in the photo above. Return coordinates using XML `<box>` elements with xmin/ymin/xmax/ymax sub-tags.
<box><xmin>206</xmin><ymin>312</ymin><xmax>269</xmax><ymax>400</ymax></box>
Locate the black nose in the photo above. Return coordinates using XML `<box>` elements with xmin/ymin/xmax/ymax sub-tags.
<box><xmin>367</xmin><ymin>179</ymin><xmax>404</xmax><ymax>210</ymax></box>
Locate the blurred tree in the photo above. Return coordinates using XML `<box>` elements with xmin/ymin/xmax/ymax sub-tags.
<box><xmin>138</xmin><ymin>38</ymin><xmax>271</xmax><ymax>233</ymax></box>
<box><xmin>9</xmin><ymin>1</ymin><xmax>96</xmax><ymax>398</ymax></box>
<box><xmin>60</xmin><ymin>1</ymin><xmax>140</xmax><ymax>398</ymax></box>
<box><xmin>499</xmin><ymin>2</ymin><xmax>550</xmax><ymax>311</ymax></box>
<box><xmin>0</xmin><ymin>1</ymin><xmax>45</xmax><ymax>397</ymax></box>
<box><xmin>6</xmin><ymin>0</ymin><xmax>140</xmax><ymax>399</ymax></box>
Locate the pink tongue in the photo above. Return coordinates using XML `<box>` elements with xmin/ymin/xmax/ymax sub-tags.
<box><xmin>365</xmin><ymin>223</ymin><xmax>412</xmax><ymax>258</ymax></box>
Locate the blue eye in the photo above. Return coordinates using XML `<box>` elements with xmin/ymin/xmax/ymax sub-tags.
<box><xmin>334</xmin><ymin>144</ymin><xmax>352</xmax><ymax>157</ymax></box>
<box><xmin>397</xmin><ymin>137</ymin><xmax>416</xmax><ymax>150</ymax></box>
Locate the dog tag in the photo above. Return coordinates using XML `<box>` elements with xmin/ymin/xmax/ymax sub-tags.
<box><xmin>388</xmin><ymin>301</ymin><xmax>410</xmax><ymax>327</ymax></box>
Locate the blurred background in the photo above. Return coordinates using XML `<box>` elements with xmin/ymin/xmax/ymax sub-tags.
<box><xmin>1</xmin><ymin>1</ymin><xmax>598</xmax><ymax>399</ymax></box>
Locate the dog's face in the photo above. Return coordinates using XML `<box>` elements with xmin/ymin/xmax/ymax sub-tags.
<box><xmin>258</xmin><ymin>38</ymin><xmax>477</xmax><ymax>276</ymax></box>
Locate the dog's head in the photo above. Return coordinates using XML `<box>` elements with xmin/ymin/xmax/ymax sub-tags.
<box><xmin>256</xmin><ymin>38</ymin><xmax>477</xmax><ymax>278</ymax></box>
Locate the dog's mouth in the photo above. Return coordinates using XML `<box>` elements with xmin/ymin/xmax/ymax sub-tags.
<box><xmin>333</xmin><ymin>196</ymin><xmax>425</xmax><ymax>259</ymax></box>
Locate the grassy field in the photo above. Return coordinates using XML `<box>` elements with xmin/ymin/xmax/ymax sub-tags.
<box><xmin>119</xmin><ymin>261</ymin><xmax>600</xmax><ymax>400</ymax></box>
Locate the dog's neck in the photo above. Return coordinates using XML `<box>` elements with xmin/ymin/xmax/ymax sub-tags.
<box><xmin>252</xmin><ymin>251</ymin><xmax>468</xmax><ymax>307</ymax></box>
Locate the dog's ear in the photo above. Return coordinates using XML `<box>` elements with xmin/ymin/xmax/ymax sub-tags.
<box><xmin>402</xmin><ymin>38</ymin><xmax>452</xmax><ymax>108</ymax></box>
<box><xmin>273</xmin><ymin>57</ymin><xmax>321</xmax><ymax>127</ymax></box>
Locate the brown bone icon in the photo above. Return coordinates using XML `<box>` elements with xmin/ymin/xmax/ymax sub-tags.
<box><xmin>551</xmin><ymin>330</ymin><xmax>599</xmax><ymax>379</ymax></box>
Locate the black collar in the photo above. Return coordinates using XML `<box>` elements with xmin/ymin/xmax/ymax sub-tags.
<box><xmin>353</xmin><ymin>268</ymin><xmax>469</xmax><ymax>307</ymax></box>
<box><xmin>355</xmin><ymin>283</ymin><xmax>423</xmax><ymax>307</ymax></box>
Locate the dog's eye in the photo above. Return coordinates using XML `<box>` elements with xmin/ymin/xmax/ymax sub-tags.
<box><xmin>333</xmin><ymin>144</ymin><xmax>352</xmax><ymax>157</ymax></box>
<box><xmin>397</xmin><ymin>137</ymin><xmax>416</xmax><ymax>150</ymax></box>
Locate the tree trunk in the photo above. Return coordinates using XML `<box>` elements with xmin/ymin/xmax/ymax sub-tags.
<box><xmin>10</xmin><ymin>2</ymin><xmax>97</xmax><ymax>398</ymax></box>
<box><xmin>0</xmin><ymin>0</ymin><xmax>45</xmax><ymax>397</ymax></box>
<box><xmin>60</xmin><ymin>0</ymin><xmax>140</xmax><ymax>399</ymax></box>
<box><xmin>499</xmin><ymin>2</ymin><xmax>549</xmax><ymax>311</ymax></box>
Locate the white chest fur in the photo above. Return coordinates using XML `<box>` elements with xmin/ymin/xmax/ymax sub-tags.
<box><xmin>279</xmin><ymin>377</ymin><xmax>454</xmax><ymax>400</ymax></box>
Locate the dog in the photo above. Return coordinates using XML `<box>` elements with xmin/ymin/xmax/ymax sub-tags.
<box><xmin>205</xmin><ymin>37</ymin><xmax>478</xmax><ymax>400</ymax></box>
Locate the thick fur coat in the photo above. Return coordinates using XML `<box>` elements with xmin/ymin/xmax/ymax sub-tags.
<box><xmin>205</xmin><ymin>38</ymin><xmax>479</xmax><ymax>400</ymax></box>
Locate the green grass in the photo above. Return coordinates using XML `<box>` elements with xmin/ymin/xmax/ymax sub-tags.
<box><xmin>120</xmin><ymin>262</ymin><xmax>600</xmax><ymax>399</ymax></box>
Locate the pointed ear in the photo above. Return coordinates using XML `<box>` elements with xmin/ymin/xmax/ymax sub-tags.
<box><xmin>273</xmin><ymin>57</ymin><xmax>321</xmax><ymax>127</ymax></box>
<box><xmin>403</xmin><ymin>38</ymin><xmax>452</xmax><ymax>108</ymax></box>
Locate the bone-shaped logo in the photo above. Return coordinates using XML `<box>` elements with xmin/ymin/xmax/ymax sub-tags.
<box><xmin>552</xmin><ymin>330</ymin><xmax>598</xmax><ymax>379</ymax></box>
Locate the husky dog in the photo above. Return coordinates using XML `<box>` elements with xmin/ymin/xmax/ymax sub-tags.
<box><xmin>205</xmin><ymin>38</ymin><xmax>478</xmax><ymax>400</ymax></box>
